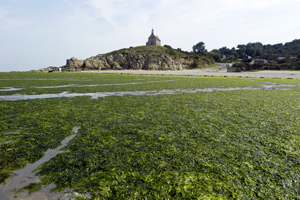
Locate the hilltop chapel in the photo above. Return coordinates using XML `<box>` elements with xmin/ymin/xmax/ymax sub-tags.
<box><xmin>146</xmin><ymin>29</ymin><xmax>161</xmax><ymax>46</ymax></box>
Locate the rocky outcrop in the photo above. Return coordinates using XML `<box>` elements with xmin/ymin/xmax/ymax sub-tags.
<box><xmin>30</xmin><ymin>66</ymin><xmax>59</xmax><ymax>72</ymax></box>
<box><xmin>33</xmin><ymin>46</ymin><xmax>214</xmax><ymax>72</ymax></box>
<box><xmin>63</xmin><ymin>58</ymin><xmax>84</xmax><ymax>72</ymax></box>
<box><xmin>62</xmin><ymin>53</ymin><xmax>194</xmax><ymax>71</ymax></box>
<box><xmin>57</xmin><ymin>45</ymin><xmax>215</xmax><ymax>71</ymax></box>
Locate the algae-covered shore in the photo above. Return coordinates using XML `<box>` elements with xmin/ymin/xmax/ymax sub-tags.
<box><xmin>1</xmin><ymin>72</ymin><xmax>300</xmax><ymax>199</ymax></box>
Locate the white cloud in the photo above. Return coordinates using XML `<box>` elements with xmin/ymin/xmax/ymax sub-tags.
<box><xmin>0</xmin><ymin>6</ymin><xmax>32</xmax><ymax>31</ymax></box>
<box><xmin>0</xmin><ymin>6</ymin><xmax>9</xmax><ymax>19</ymax></box>
<box><xmin>1</xmin><ymin>0</ymin><xmax>300</xmax><ymax>71</ymax></box>
<box><xmin>82</xmin><ymin>0</ymin><xmax>157</xmax><ymax>28</ymax></box>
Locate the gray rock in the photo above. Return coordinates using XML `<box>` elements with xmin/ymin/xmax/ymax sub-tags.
<box><xmin>60</xmin><ymin>49</ymin><xmax>201</xmax><ymax>71</ymax></box>
<box><xmin>64</xmin><ymin>57</ymin><xmax>84</xmax><ymax>71</ymax></box>
<box><xmin>31</xmin><ymin>66</ymin><xmax>59</xmax><ymax>72</ymax></box>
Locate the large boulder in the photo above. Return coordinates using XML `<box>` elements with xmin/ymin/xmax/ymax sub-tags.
<box><xmin>64</xmin><ymin>57</ymin><xmax>84</xmax><ymax>71</ymax></box>
<box><xmin>144</xmin><ymin>56</ymin><xmax>159</xmax><ymax>70</ymax></box>
<box><xmin>126</xmin><ymin>54</ymin><xmax>146</xmax><ymax>70</ymax></box>
<box><xmin>114</xmin><ymin>53</ymin><xmax>129</xmax><ymax>69</ymax></box>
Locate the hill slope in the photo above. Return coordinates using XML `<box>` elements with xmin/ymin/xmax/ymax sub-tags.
<box><xmin>62</xmin><ymin>46</ymin><xmax>215</xmax><ymax>71</ymax></box>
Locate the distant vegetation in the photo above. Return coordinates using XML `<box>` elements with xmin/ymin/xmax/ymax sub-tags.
<box><xmin>192</xmin><ymin>39</ymin><xmax>300</xmax><ymax>71</ymax></box>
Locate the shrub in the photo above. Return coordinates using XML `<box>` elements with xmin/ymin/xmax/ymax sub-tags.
<box><xmin>189</xmin><ymin>61</ymin><xmax>198</xmax><ymax>68</ymax></box>
<box><xmin>168</xmin><ymin>49</ymin><xmax>177</xmax><ymax>58</ymax></box>
<box><xmin>163</xmin><ymin>45</ymin><xmax>172</xmax><ymax>49</ymax></box>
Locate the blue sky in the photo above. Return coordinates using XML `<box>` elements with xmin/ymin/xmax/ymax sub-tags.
<box><xmin>1</xmin><ymin>0</ymin><xmax>300</xmax><ymax>72</ymax></box>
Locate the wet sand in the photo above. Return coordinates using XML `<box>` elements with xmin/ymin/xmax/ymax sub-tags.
<box><xmin>32</xmin><ymin>80</ymin><xmax>177</xmax><ymax>89</ymax></box>
<box><xmin>83</xmin><ymin>69</ymin><xmax>300</xmax><ymax>79</ymax></box>
<box><xmin>0</xmin><ymin>85</ymin><xmax>295</xmax><ymax>101</ymax></box>
<box><xmin>0</xmin><ymin>127</ymin><xmax>80</xmax><ymax>200</ymax></box>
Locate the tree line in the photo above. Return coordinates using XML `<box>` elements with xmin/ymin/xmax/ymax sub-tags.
<box><xmin>192</xmin><ymin>39</ymin><xmax>300</xmax><ymax>70</ymax></box>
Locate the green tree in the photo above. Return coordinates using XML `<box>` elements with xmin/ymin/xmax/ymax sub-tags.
<box><xmin>245</xmin><ymin>44</ymin><xmax>255</xmax><ymax>57</ymax></box>
<box><xmin>230</xmin><ymin>50</ymin><xmax>239</xmax><ymax>61</ymax></box>
<box><xmin>237</xmin><ymin>45</ymin><xmax>245</xmax><ymax>58</ymax></box>
<box><xmin>208</xmin><ymin>52</ymin><xmax>221</xmax><ymax>62</ymax></box>
<box><xmin>219</xmin><ymin>46</ymin><xmax>231</xmax><ymax>55</ymax></box>
<box><xmin>193</xmin><ymin>42</ymin><xmax>206</xmax><ymax>55</ymax></box>
<box><xmin>211</xmin><ymin>49</ymin><xmax>220</xmax><ymax>53</ymax></box>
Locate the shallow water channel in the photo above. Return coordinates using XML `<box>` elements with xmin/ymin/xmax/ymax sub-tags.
<box><xmin>0</xmin><ymin>127</ymin><xmax>81</xmax><ymax>200</ymax></box>
<box><xmin>0</xmin><ymin>86</ymin><xmax>292</xmax><ymax>101</ymax></box>
<box><xmin>32</xmin><ymin>80</ymin><xmax>177</xmax><ymax>89</ymax></box>
<box><xmin>0</xmin><ymin>80</ymin><xmax>177</xmax><ymax>93</ymax></box>
<box><xmin>0</xmin><ymin>87</ymin><xmax>23</xmax><ymax>92</ymax></box>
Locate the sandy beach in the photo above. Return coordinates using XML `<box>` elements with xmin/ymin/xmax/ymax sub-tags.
<box><xmin>82</xmin><ymin>69</ymin><xmax>300</xmax><ymax>79</ymax></box>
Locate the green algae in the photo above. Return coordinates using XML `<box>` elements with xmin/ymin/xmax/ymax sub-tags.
<box><xmin>1</xmin><ymin>73</ymin><xmax>300</xmax><ymax>199</ymax></box>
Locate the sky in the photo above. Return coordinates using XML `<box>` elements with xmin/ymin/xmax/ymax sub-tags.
<box><xmin>0</xmin><ymin>0</ymin><xmax>300</xmax><ymax>72</ymax></box>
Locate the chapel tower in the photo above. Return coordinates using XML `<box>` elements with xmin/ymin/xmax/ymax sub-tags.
<box><xmin>146</xmin><ymin>29</ymin><xmax>161</xmax><ymax>46</ymax></box>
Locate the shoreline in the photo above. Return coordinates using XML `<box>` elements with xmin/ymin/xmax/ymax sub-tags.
<box><xmin>79</xmin><ymin>69</ymin><xmax>300</xmax><ymax>79</ymax></box>
<box><xmin>7</xmin><ymin>69</ymin><xmax>300</xmax><ymax>79</ymax></box>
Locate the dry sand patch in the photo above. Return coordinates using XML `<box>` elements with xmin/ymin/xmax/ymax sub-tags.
<box><xmin>83</xmin><ymin>69</ymin><xmax>300</xmax><ymax>79</ymax></box>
